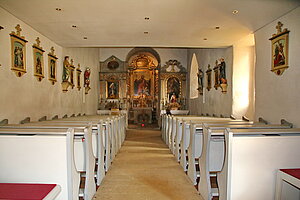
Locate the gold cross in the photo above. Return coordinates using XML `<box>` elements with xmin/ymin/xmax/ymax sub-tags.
<box><xmin>50</xmin><ymin>47</ymin><xmax>55</xmax><ymax>55</ymax></box>
<box><xmin>15</xmin><ymin>24</ymin><xmax>22</xmax><ymax>36</ymax></box>
<box><xmin>36</xmin><ymin>37</ymin><xmax>41</xmax><ymax>47</ymax></box>
<box><xmin>276</xmin><ymin>21</ymin><xmax>283</xmax><ymax>34</ymax></box>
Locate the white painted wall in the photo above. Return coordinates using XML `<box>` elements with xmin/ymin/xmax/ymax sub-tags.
<box><xmin>254</xmin><ymin>7</ymin><xmax>300</xmax><ymax>127</ymax></box>
<box><xmin>232</xmin><ymin>34</ymin><xmax>255</xmax><ymax>120</ymax></box>
<box><xmin>0</xmin><ymin>7</ymin><xmax>99</xmax><ymax>123</ymax></box>
<box><xmin>187</xmin><ymin>47</ymin><xmax>233</xmax><ymax>117</ymax></box>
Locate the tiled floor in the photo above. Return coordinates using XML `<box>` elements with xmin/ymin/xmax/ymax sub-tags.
<box><xmin>94</xmin><ymin>127</ymin><xmax>203</xmax><ymax>200</ymax></box>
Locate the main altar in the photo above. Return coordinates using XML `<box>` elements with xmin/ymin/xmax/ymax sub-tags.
<box><xmin>98</xmin><ymin>48</ymin><xmax>188</xmax><ymax>125</ymax></box>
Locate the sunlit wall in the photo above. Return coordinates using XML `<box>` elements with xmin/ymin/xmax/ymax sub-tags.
<box><xmin>232</xmin><ymin>34</ymin><xmax>255</xmax><ymax>120</ymax></box>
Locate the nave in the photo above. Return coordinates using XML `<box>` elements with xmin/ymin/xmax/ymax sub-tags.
<box><xmin>94</xmin><ymin>128</ymin><xmax>203</xmax><ymax>200</ymax></box>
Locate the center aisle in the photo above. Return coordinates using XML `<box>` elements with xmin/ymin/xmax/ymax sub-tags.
<box><xmin>94</xmin><ymin>127</ymin><xmax>204</xmax><ymax>200</ymax></box>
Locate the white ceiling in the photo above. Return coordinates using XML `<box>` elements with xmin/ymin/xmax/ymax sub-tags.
<box><xmin>0</xmin><ymin>0</ymin><xmax>299</xmax><ymax>48</ymax></box>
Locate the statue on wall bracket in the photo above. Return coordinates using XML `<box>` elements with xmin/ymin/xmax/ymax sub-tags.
<box><xmin>76</xmin><ymin>64</ymin><xmax>82</xmax><ymax>91</ymax></box>
<box><xmin>197</xmin><ymin>66</ymin><xmax>204</xmax><ymax>95</ymax></box>
<box><xmin>84</xmin><ymin>67</ymin><xmax>91</xmax><ymax>94</ymax></box>
<box><xmin>269</xmin><ymin>21</ymin><xmax>290</xmax><ymax>76</ymax></box>
<box><xmin>213</xmin><ymin>60</ymin><xmax>220</xmax><ymax>90</ymax></box>
<box><xmin>61</xmin><ymin>56</ymin><xmax>71</xmax><ymax>92</ymax></box>
<box><xmin>206</xmin><ymin>64</ymin><xmax>212</xmax><ymax>91</ymax></box>
<box><xmin>10</xmin><ymin>24</ymin><xmax>28</xmax><ymax>77</ymax></box>
<box><xmin>219</xmin><ymin>58</ymin><xmax>227</xmax><ymax>94</ymax></box>
<box><xmin>69</xmin><ymin>59</ymin><xmax>75</xmax><ymax>89</ymax></box>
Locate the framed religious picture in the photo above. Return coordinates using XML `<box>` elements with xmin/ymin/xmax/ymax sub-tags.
<box><xmin>107</xmin><ymin>80</ymin><xmax>119</xmax><ymax>99</ymax></box>
<box><xmin>76</xmin><ymin>64</ymin><xmax>82</xmax><ymax>91</ymax></box>
<box><xmin>206</xmin><ymin>64</ymin><xmax>212</xmax><ymax>91</ymax></box>
<box><xmin>10</xmin><ymin>24</ymin><xmax>28</xmax><ymax>77</ymax></box>
<box><xmin>166</xmin><ymin>76</ymin><xmax>181</xmax><ymax>101</ymax></box>
<box><xmin>269</xmin><ymin>21</ymin><xmax>290</xmax><ymax>75</ymax></box>
<box><xmin>32</xmin><ymin>37</ymin><xmax>45</xmax><ymax>81</ymax></box>
<box><xmin>48</xmin><ymin>47</ymin><xmax>58</xmax><ymax>85</ymax></box>
<box><xmin>133</xmin><ymin>71</ymin><xmax>151</xmax><ymax>97</ymax></box>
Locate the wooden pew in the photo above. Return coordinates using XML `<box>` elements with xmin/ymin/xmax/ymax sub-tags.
<box><xmin>199</xmin><ymin>124</ymin><xmax>293</xmax><ymax>200</ymax></box>
<box><xmin>0</xmin><ymin>124</ymin><xmax>97</xmax><ymax>200</ymax></box>
<box><xmin>187</xmin><ymin>121</ymin><xmax>259</xmax><ymax>186</ymax></box>
<box><xmin>53</xmin><ymin>114</ymin><xmax>127</xmax><ymax>171</ymax></box>
<box><xmin>178</xmin><ymin>119</ymin><xmax>245</xmax><ymax>172</ymax></box>
<box><xmin>0</xmin><ymin>128</ymin><xmax>87</xmax><ymax>200</ymax></box>
<box><xmin>168</xmin><ymin>115</ymin><xmax>206</xmax><ymax>153</ymax></box>
<box><xmin>174</xmin><ymin>117</ymin><xmax>239</xmax><ymax>162</ymax></box>
<box><xmin>275</xmin><ymin>168</ymin><xmax>300</xmax><ymax>199</ymax></box>
<box><xmin>33</xmin><ymin>120</ymin><xmax>107</xmax><ymax>185</ymax></box>
<box><xmin>217</xmin><ymin>128</ymin><xmax>300</xmax><ymax>200</ymax></box>
<box><xmin>13</xmin><ymin>115</ymin><xmax>117</xmax><ymax>182</ymax></box>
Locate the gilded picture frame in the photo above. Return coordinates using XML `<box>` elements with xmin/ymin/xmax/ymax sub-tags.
<box><xmin>48</xmin><ymin>47</ymin><xmax>58</xmax><ymax>85</ymax></box>
<box><xmin>106</xmin><ymin>80</ymin><xmax>119</xmax><ymax>99</ymax></box>
<box><xmin>269</xmin><ymin>21</ymin><xmax>290</xmax><ymax>75</ymax></box>
<box><xmin>32</xmin><ymin>37</ymin><xmax>45</xmax><ymax>81</ymax></box>
<box><xmin>10</xmin><ymin>24</ymin><xmax>28</xmax><ymax>77</ymax></box>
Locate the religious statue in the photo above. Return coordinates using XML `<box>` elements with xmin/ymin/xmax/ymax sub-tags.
<box><xmin>84</xmin><ymin>67</ymin><xmax>91</xmax><ymax>94</ymax></box>
<box><xmin>84</xmin><ymin>68</ymin><xmax>91</xmax><ymax>87</ymax></box>
<box><xmin>62</xmin><ymin>56</ymin><xmax>70</xmax><ymax>82</ymax></box>
<box><xmin>218</xmin><ymin>58</ymin><xmax>227</xmax><ymax>93</ymax></box>
<box><xmin>219</xmin><ymin>58</ymin><xmax>226</xmax><ymax>84</ymax></box>
<box><xmin>170</xmin><ymin>93</ymin><xmax>177</xmax><ymax>103</ymax></box>
<box><xmin>197</xmin><ymin>67</ymin><xmax>203</xmax><ymax>95</ymax></box>
<box><xmin>61</xmin><ymin>56</ymin><xmax>72</xmax><ymax>92</ymax></box>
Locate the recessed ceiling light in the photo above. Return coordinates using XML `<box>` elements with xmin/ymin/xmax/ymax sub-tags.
<box><xmin>83</xmin><ymin>37</ymin><xmax>88</xmax><ymax>40</ymax></box>
<box><xmin>145</xmin><ymin>17</ymin><xmax>150</xmax><ymax>20</ymax></box>
<box><xmin>232</xmin><ymin>9</ymin><xmax>239</xmax><ymax>14</ymax></box>
<box><xmin>72</xmin><ymin>25</ymin><xmax>77</xmax><ymax>28</ymax></box>
<box><xmin>144</xmin><ymin>31</ymin><xmax>149</xmax><ymax>34</ymax></box>
<box><xmin>55</xmin><ymin>8</ymin><xmax>62</xmax><ymax>11</ymax></box>
<box><xmin>215</xmin><ymin>26</ymin><xmax>220</xmax><ymax>30</ymax></box>
<box><xmin>203</xmin><ymin>38</ymin><xmax>207</xmax><ymax>40</ymax></box>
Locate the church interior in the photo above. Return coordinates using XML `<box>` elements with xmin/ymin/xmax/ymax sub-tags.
<box><xmin>0</xmin><ymin>0</ymin><xmax>300</xmax><ymax>200</ymax></box>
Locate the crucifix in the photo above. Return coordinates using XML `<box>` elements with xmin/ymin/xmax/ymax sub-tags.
<box><xmin>15</xmin><ymin>24</ymin><xmax>22</xmax><ymax>36</ymax></box>
<box><xmin>35</xmin><ymin>37</ymin><xmax>41</xmax><ymax>47</ymax></box>
<box><xmin>276</xmin><ymin>21</ymin><xmax>283</xmax><ymax>34</ymax></box>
